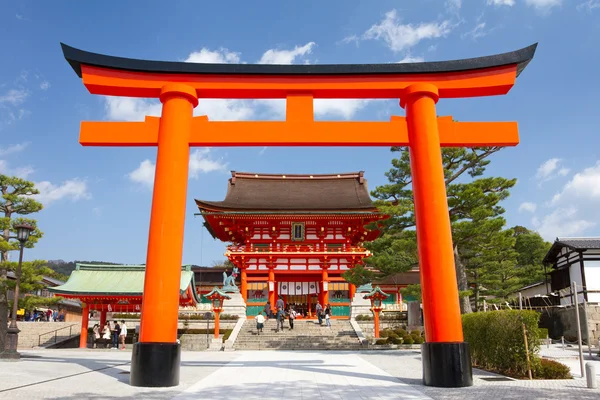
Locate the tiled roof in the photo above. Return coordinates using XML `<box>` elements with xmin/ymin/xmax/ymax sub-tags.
<box><xmin>543</xmin><ymin>237</ymin><xmax>600</xmax><ymax>265</ymax></box>
<box><xmin>195</xmin><ymin>171</ymin><xmax>377</xmax><ymax>211</ymax></box>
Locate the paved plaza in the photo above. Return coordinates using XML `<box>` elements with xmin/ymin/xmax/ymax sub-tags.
<box><xmin>1</xmin><ymin>349</ymin><xmax>599</xmax><ymax>399</ymax></box>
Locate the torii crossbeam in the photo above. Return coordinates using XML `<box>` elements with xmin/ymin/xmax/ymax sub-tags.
<box><xmin>61</xmin><ymin>42</ymin><xmax>537</xmax><ymax>388</ymax></box>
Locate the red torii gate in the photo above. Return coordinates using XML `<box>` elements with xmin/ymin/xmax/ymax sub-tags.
<box><xmin>61</xmin><ymin>42</ymin><xmax>536</xmax><ymax>388</ymax></box>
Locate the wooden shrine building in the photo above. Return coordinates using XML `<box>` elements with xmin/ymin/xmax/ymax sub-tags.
<box><xmin>49</xmin><ymin>264</ymin><xmax>201</xmax><ymax>347</ymax></box>
<box><xmin>196</xmin><ymin>171</ymin><xmax>387</xmax><ymax>318</ymax></box>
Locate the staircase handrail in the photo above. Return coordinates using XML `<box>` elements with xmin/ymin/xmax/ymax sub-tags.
<box><xmin>37</xmin><ymin>324</ymin><xmax>79</xmax><ymax>347</ymax></box>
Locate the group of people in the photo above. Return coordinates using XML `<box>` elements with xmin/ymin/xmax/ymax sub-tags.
<box><xmin>23</xmin><ymin>308</ymin><xmax>62</xmax><ymax>322</ymax></box>
<box><xmin>315</xmin><ymin>302</ymin><xmax>332</xmax><ymax>327</ymax></box>
<box><xmin>256</xmin><ymin>297</ymin><xmax>332</xmax><ymax>333</ymax></box>
<box><xmin>91</xmin><ymin>320</ymin><xmax>128</xmax><ymax>350</ymax></box>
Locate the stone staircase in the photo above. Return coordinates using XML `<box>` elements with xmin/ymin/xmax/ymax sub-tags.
<box><xmin>14</xmin><ymin>322</ymin><xmax>80</xmax><ymax>348</ymax></box>
<box><xmin>234</xmin><ymin>319</ymin><xmax>364</xmax><ymax>351</ymax></box>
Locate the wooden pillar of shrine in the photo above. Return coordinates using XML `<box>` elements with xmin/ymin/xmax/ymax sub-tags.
<box><xmin>402</xmin><ymin>83</ymin><xmax>471</xmax><ymax>387</ymax></box>
<box><xmin>79</xmin><ymin>303</ymin><xmax>89</xmax><ymax>349</ymax></box>
<box><xmin>241</xmin><ymin>268</ymin><xmax>248</xmax><ymax>303</ymax></box>
<box><xmin>99</xmin><ymin>310</ymin><xmax>107</xmax><ymax>329</ymax></box>
<box><xmin>131</xmin><ymin>84</ymin><xmax>198</xmax><ymax>388</ymax></box>
<box><xmin>349</xmin><ymin>283</ymin><xmax>356</xmax><ymax>301</ymax></box>
<box><xmin>321</xmin><ymin>266</ymin><xmax>329</xmax><ymax>306</ymax></box>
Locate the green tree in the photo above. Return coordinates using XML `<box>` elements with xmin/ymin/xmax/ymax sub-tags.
<box><xmin>4</xmin><ymin>260</ymin><xmax>62</xmax><ymax>312</ymax></box>
<box><xmin>355</xmin><ymin>146</ymin><xmax>516</xmax><ymax>314</ymax></box>
<box><xmin>511</xmin><ymin>226</ymin><xmax>552</xmax><ymax>286</ymax></box>
<box><xmin>0</xmin><ymin>175</ymin><xmax>43</xmax><ymax>353</ymax></box>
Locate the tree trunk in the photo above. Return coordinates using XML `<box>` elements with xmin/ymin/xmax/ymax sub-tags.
<box><xmin>0</xmin><ymin>220</ymin><xmax>11</xmax><ymax>352</ymax></box>
<box><xmin>474</xmin><ymin>274</ymin><xmax>480</xmax><ymax>312</ymax></box>
<box><xmin>454</xmin><ymin>245</ymin><xmax>472</xmax><ymax>314</ymax></box>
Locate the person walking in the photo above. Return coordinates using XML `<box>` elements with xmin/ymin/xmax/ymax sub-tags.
<box><xmin>288</xmin><ymin>305</ymin><xmax>296</xmax><ymax>330</ymax></box>
<box><xmin>264</xmin><ymin>301</ymin><xmax>271</xmax><ymax>320</ymax></box>
<box><xmin>315</xmin><ymin>302</ymin><xmax>323</xmax><ymax>325</ymax></box>
<box><xmin>275</xmin><ymin>307</ymin><xmax>285</xmax><ymax>332</ymax></box>
<box><xmin>256</xmin><ymin>311</ymin><xmax>265</xmax><ymax>335</ymax></box>
<box><xmin>325</xmin><ymin>304</ymin><xmax>332</xmax><ymax>328</ymax></box>
<box><xmin>119</xmin><ymin>320</ymin><xmax>127</xmax><ymax>350</ymax></box>
<box><xmin>111</xmin><ymin>320</ymin><xmax>120</xmax><ymax>349</ymax></box>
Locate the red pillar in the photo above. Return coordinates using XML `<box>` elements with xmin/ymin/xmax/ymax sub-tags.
<box><xmin>214</xmin><ymin>311</ymin><xmax>220</xmax><ymax>339</ymax></box>
<box><xmin>321</xmin><ymin>267</ymin><xmax>329</xmax><ymax>306</ymax></box>
<box><xmin>349</xmin><ymin>283</ymin><xmax>356</xmax><ymax>301</ymax></box>
<box><xmin>374</xmin><ymin>310</ymin><xmax>380</xmax><ymax>339</ymax></box>
<box><xmin>241</xmin><ymin>268</ymin><xmax>248</xmax><ymax>303</ymax></box>
<box><xmin>402</xmin><ymin>83</ymin><xmax>471</xmax><ymax>387</ymax></box>
<box><xmin>99</xmin><ymin>310</ymin><xmax>107</xmax><ymax>329</ymax></box>
<box><xmin>131</xmin><ymin>83</ymin><xmax>198</xmax><ymax>387</ymax></box>
<box><xmin>79</xmin><ymin>304</ymin><xmax>89</xmax><ymax>349</ymax></box>
<box><xmin>268</xmin><ymin>268</ymin><xmax>275</xmax><ymax>312</ymax></box>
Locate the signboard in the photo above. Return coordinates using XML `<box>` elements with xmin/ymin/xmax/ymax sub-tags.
<box><xmin>17</xmin><ymin>308</ymin><xmax>24</xmax><ymax>316</ymax></box>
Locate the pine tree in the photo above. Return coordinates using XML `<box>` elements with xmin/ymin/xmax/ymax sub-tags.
<box><xmin>0</xmin><ymin>175</ymin><xmax>43</xmax><ymax>353</ymax></box>
<box><xmin>349</xmin><ymin>146</ymin><xmax>516</xmax><ymax>313</ymax></box>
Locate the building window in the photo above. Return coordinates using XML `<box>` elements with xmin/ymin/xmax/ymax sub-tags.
<box><xmin>291</xmin><ymin>223</ymin><xmax>305</xmax><ymax>242</ymax></box>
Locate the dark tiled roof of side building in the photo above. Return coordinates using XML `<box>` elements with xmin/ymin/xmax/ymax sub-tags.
<box><xmin>543</xmin><ymin>237</ymin><xmax>600</xmax><ymax>265</ymax></box>
<box><xmin>195</xmin><ymin>171</ymin><xmax>377</xmax><ymax>211</ymax></box>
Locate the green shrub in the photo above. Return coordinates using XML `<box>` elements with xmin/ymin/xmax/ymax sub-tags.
<box><xmin>357</xmin><ymin>314</ymin><xmax>374</xmax><ymax>321</ymax></box>
<box><xmin>375</xmin><ymin>339</ymin><xmax>388</xmax><ymax>345</ymax></box>
<box><xmin>380</xmin><ymin>329</ymin><xmax>391</xmax><ymax>338</ymax></box>
<box><xmin>534</xmin><ymin>359</ymin><xmax>572</xmax><ymax>379</ymax></box>
<box><xmin>538</xmin><ymin>328</ymin><xmax>549</xmax><ymax>339</ymax></box>
<box><xmin>390</xmin><ymin>337</ymin><xmax>404</xmax><ymax>345</ymax></box>
<box><xmin>410</xmin><ymin>330</ymin><xmax>422</xmax><ymax>337</ymax></box>
<box><xmin>413</xmin><ymin>336</ymin><xmax>425</xmax><ymax>344</ymax></box>
<box><xmin>394</xmin><ymin>328</ymin><xmax>408</xmax><ymax>337</ymax></box>
<box><xmin>388</xmin><ymin>333</ymin><xmax>399</xmax><ymax>340</ymax></box>
<box><xmin>403</xmin><ymin>337</ymin><xmax>414</xmax><ymax>345</ymax></box>
<box><xmin>462</xmin><ymin>310</ymin><xmax>541</xmax><ymax>378</ymax></box>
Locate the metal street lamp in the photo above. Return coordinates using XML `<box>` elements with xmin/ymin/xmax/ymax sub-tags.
<box><xmin>1</xmin><ymin>223</ymin><xmax>34</xmax><ymax>360</ymax></box>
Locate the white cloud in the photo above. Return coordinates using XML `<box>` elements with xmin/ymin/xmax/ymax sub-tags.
<box><xmin>128</xmin><ymin>149</ymin><xmax>226</xmax><ymax>188</ymax></box>
<box><xmin>487</xmin><ymin>0</ymin><xmax>515</xmax><ymax>6</ymax></box>
<box><xmin>0</xmin><ymin>160</ymin><xmax>34</xmax><ymax>179</ymax></box>
<box><xmin>40</xmin><ymin>81</ymin><xmax>50</xmax><ymax>90</ymax></box>
<box><xmin>536</xmin><ymin>158</ymin><xmax>570</xmax><ymax>183</ymax></box>
<box><xmin>577</xmin><ymin>0</ymin><xmax>600</xmax><ymax>11</ymax></box>
<box><xmin>461</xmin><ymin>22</ymin><xmax>489</xmax><ymax>40</ymax></box>
<box><xmin>525</xmin><ymin>0</ymin><xmax>562</xmax><ymax>12</ymax></box>
<box><xmin>0</xmin><ymin>89</ymin><xmax>29</xmax><ymax>106</ymax></box>
<box><xmin>362</xmin><ymin>10</ymin><xmax>453</xmax><ymax>52</ymax></box>
<box><xmin>519</xmin><ymin>202</ymin><xmax>537</xmax><ymax>213</ymax></box>
<box><xmin>189</xmin><ymin>148</ymin><xmax>227</xmax><ymax>178</ymax></box>
<box><xmin>128</xmin><ymin>159</ymin><xmax>155</xmax><ymax>187</ymax></box>
<box><xmin>446</xmin><ymin>0</ymin><xmax>462</xmax><ymax>12</ymax></box>
<box><xmin>532</xmin><ymin>207</ymin><xmax>595</xmax><ymax>241</ymax></box>
<box><xmin>533</xmin><ymin>161</ymin><xmax>600</xmax><ymax>240</ymax></box>
<box><xmin>34</xmin><ymin>179</ymin><xmax>91</xmax><ymax>205</ymax></box>
<box><xmin>398</xmin><ymin>55</ymin><xmax>424</xmax><ymax>63</ymax></box>
<box><xmin>185</xmin><ymin>48</ymin><xmax>241</xmax><ymax>64</ymax></box>
<box><xmin>0</xmin><ymin>142</ymin><xmax>29</xmax><ymax>156</ymax></box>
<box><xmin>258</xmin><ymin>42</ymin><xmax>315</xmax><ymax>64</ymax></box>
<box><xmin>551</xmin><ymin>161</ymin><xmax>600</xmax><ymax>205</ymax></box>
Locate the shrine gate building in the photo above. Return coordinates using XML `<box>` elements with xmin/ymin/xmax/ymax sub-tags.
<box><xmin>196</xmin><ymin>171</ymin><xmax>387</xmax><ymax>318</ymax></box>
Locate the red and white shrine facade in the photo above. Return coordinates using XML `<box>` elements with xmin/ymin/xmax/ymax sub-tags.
<box><xmin>196</xmin><ymin>171</ymin><xmax>386</xmax><ymax>318</ymax></box>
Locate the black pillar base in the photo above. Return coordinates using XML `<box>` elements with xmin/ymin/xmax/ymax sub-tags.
<box><xmin>130</xmin><ymin>342</ymin><xmax>180</xmax><ymax>387</ymax></box>
<box><xmin>422</xmin><ymin>342</ymin><xmax>473</xmax><ymax>388</ymax></box>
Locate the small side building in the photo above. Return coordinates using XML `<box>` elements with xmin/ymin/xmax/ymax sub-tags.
<box><xmin>544</xmin><ymin>237</ymin><xmax>600</xmax><ymax>304</ymax></box>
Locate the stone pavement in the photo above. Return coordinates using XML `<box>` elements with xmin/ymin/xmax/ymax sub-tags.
<box><xmin>0</xmin><ymin>349</ymin><xmax>599</xmax><ymax>399</ymax></box>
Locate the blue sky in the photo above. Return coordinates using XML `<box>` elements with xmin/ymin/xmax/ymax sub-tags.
<box><xmin>1</xmin><ymin>0</ymin><xmax>599</xmax><ymax>265</ymax></box>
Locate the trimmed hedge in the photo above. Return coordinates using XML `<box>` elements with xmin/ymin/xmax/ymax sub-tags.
<box><xmin>463</xmin><ymin>310</ymin><xmax>541</xmax><ymax>378</ymax></box>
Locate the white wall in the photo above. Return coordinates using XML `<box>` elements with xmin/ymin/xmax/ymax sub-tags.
<box><xmin>585</xmin><ymin>260</ymin><xmax>600</xmax><ymax>304</ymax></box>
